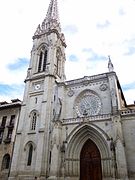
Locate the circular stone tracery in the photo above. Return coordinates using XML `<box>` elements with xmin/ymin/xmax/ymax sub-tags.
<box><xmin>75</xmin><ymin>91</ymin><xmax>101</xmax><ymax>116</ymax></box>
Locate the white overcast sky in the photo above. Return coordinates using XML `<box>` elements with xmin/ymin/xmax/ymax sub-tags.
<box><xmin>0</xmin><ymin>0</ymin><xmax>135</xmax><ymax>104</ymax></box>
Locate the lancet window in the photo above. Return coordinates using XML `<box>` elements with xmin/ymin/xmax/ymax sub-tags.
<box><xmin>56</xmin><ymin>49</ymin><xmax>61</xmax><ymax>76</ymax></box>
<box><xmin>27</xmin><ymin>144</ymin><xmax>33</xmax><ymax>166</ymax></box>
<box><xmin>38</xmin><ymin>46</ymin><xmax>48</xmax><ymax>72</ymax></box>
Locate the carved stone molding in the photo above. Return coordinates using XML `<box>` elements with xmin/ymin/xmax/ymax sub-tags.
<box><xmin>67</xmin><ymin>89</ymin><xmax>74</xmax><ymax>97</ymax></box>
<box><xmin>100</xmin><ymin>83</ymin><xmax>108</xmax><ymax>91</ymax></box>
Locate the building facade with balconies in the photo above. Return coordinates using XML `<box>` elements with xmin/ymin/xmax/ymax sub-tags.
<box><xmin>0</xmin><ymin>99</ymin><xmax>21</xmax><ymax>180</ymax></box>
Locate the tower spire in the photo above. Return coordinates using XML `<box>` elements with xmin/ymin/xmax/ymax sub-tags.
<box><xmin>34</xmin><ymin>0</ymin><xmax>61</xmax><ymax>38</ymax></box>
<box><xmin>46</xmin><ymin>0</ymin><xmax>59</xmax><ymax>22</ymax></box>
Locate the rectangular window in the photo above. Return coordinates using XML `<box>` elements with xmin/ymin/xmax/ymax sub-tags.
<box><xmin>1</xmin><ymin>116</ymin><xmax>7</xmax><ymax>127</ymax></box>
<box><xmin>10</xmin><ymin>115</ymin><xmax>15</xmax><ymax>126</ymax></box>
<box><xmin>0</xmin><ymin>131</ymin><xmax>4</xmax><ymax>143</ymax></box>
<box><xmin>7</xmin><ymin>129</ymin><xmax>13</xmax><ymax>139</ymax></box>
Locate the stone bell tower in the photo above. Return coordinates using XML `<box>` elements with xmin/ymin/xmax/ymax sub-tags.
<box><xmin>9</xmin><ymin>0</ymin><xmax>66</xmax><ymax>179</ymax></box>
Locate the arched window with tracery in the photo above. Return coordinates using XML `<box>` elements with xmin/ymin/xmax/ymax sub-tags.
<box><xmin>1</xmin><ymin>154</ymin><xmax>10</xmax><ymax>170</ymax></box>
<box><xmin>38</xmin><ymin>46</ymin><xmax>48</xmax><ymax>72</ymax></box>
<box><xmin>31</xmin><ymin>111</ymin><xmax>37</xmax><ymax>130</ymax></box>
<box><xmin>27</xmin><ymin>144</ymin><xmax>33</xmax><ymax>166</ymax></box>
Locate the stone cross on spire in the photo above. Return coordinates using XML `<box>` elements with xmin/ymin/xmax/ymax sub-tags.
<box><xmin>34</xmin><ymin>0</ymin><xmax>61</xmax><ymax>37</ymax></box>
<box><xmin>108</xmin><ymin>55</ymin><xmax>114</xmax><ymax>72</ymax></box>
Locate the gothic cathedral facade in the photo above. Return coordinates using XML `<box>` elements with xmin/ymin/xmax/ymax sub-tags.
<box><xmin>8</xmin><ymin>0</ymin><xmax>135</xmax><ymax>179</ymax></box>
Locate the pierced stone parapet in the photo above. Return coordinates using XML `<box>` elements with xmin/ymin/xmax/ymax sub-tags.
<box><xmin>121</xmin><ymin>109</ymin><xmax>135</xmax><ymax>116</ymax></box>
<box><xmin>65</xmin><ymin>73</ymin><xmax>108</xmax><ymax>86</ymax></box>
<box><xmin>62</xmin><ymin>114</ymin><xmax>111</xmax><ymax>125</ymax></box>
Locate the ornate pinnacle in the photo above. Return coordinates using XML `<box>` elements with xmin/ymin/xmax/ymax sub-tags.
<box><xmin>108</xmin><ymin>55</ymin><xmax>114</xmax><ymax>72</ymax></box>
<box><xmin>34</xmin><ymin>0</ymin><xmax>61</xmax><ymax>37</ymax></box>
<box><xmin>46</xmin><ymin>0</ymin><xmax>59</xmax><ymax>22</ymax></box>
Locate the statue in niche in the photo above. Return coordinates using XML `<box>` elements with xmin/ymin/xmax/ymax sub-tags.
<box><xmin>26</xmin><ymin>68</ymin><xmax>31</xmax><ymax>78</ymax></box>
<box><xmin>110</xmin><ymin>138</ymin><xmax>118</xmax><ymax>178</ymax></box>
<box><xmin>110</xmin><ymin>138</ymin><xmax>115</xmax><ymax>152</ymax></box>
<box><xmin>53</xmin><ymin>97</ymin><xmax>62</xmax><ymax>121</ymax></box>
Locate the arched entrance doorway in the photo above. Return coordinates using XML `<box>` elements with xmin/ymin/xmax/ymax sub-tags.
<box><xmin>80</xmin><ymin>139</ymin><xmax>102</xmax><ymax>180</ymax></box>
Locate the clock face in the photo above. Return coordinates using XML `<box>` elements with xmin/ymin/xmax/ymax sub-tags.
<box><xmin>34</xmin><ymin>84</ymin><xmax>41</xmax><ymax>90</ymax></box>
<box><xmin>75</xmin><ymin>92</ymin><xmax>101</xmax><ymax>116</ymax></box>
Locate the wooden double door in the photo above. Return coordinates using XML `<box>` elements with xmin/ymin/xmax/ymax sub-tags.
<box><xmin>80</xmin><ymin>139</ymin><xmax>102</xmax><ymax>180</ymax></box>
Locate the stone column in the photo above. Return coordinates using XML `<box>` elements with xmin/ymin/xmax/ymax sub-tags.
<box><xmin>115</xmin><ymin>139</ymin><xmax>128</xmax><ymax>179</ymax></box>
<box><xmin>111</xmin><ymin>115</ymin><xmax>128</xmax><ymax>180</ymax></box>
<box><xmin>48</xmin><ymin>121</ymin><xmax>62</xmax><ymax>179</ymax></box>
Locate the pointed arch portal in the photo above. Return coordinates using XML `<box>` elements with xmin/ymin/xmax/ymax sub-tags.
<box><xmin>80</xmin><ymin>139</ymin><xmax>102</xmax><ymax>180</ymax></box>
<box><xmin>65</xmin><ymin>124</ymin><xmax>112</xmax><ymax>178</ymax></box>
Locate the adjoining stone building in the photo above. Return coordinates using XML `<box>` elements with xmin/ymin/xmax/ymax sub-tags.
<box><xmin>0</xmin><ymin>0</ymin><xmax>134</xmax><ymax>179</ymax></box>
<box><xmin>0</xmin><ymin>99</ymin><xmax>21</xmax><ymax>180</ymax></box>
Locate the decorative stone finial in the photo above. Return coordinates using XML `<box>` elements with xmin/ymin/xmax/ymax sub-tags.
<box><xmin>108</xmin><ymin>55</ymin><xmax>114</xmax><ymax>72</ymax></box>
